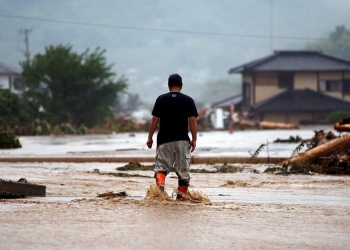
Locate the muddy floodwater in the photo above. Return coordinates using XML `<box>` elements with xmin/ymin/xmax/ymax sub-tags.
<box><xmin>1</xmin><ymin>127</ymin><xmax>350</xmax><ymax>249</ymax></box>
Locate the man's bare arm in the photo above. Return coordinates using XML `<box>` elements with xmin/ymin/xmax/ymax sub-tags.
<box><xmin>146</xmin><ymin>116</ymin><xmax>159</xmax><ymax>148</ymax></box>
<box><xmin>189</xmin><ymin>116</ymin><xmax>197</xmax><ymax>152</ymax></box>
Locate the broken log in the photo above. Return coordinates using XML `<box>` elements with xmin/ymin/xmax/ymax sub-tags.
<box><xmin>239</xmin><ymin>119</ymin><xmax>259</xmax><ymax>128</ymax></box>
<box><xmin>259</xmin><ymin>121</ymin><xmax>299</xmax><ymax>129</ymax></box>
<box><xmin>238</xmin><ymin>119</ymin><xmax>299</xmax><ymax>130</ymax></box>
<box><xmin>334</xmin><ymin>123</ymin><xmax>350</xmax><ymax>132</ymax></box>
<box><xmin>280</xmin><ymin>132</ymin><xmax>350</xmax><ymax>166</ymax></box>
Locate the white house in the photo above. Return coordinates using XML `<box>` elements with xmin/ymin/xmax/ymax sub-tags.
<box><xmin>0</xmin><ymin>62</ymin><xmax>22</xmax><ymax>94</ymax></box>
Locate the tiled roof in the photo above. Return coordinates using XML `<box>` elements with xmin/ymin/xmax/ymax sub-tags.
<box><xmin>0</xmin><ymin>62</ymin><xmax>21</xmax><ymax>75</ymax></box>
<box><xmin>229</xmin><ymin>51</ymin><xmax>350</xmax><ymax>73</ymax></box>
<box><xmin>212</xmin><ymin>94</ymin><xmax>242</xmax><ymax>108</ymax></box>
<box><xmin>253</xmin><ymin>88</ymin><xmax>350</xmax><ymax>112</ymax></box>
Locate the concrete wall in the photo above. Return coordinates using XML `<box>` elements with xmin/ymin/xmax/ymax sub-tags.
<box><xmin>327</xmin><ymin>92</ymin><xmax>343</xmax><ymax>99</ymax></box>
<box><xmin>255</xmin><ymin>86</ymin><xmax>284</xmax><ymax>103</ymax></box>
<box><xmin>254</xmin><ymin>73</ymin><xmax>286</xmax><ymax>104</ymax></box>
<box><xmin>319</xmin><ymin>72</ymin><xmax>343</xmax><ymax>80</ymax></box>
<box><xmin>255</xmin><ymin>73</ymin><xmax>278</xmax><ymax>86</ymax></box>
<box><xmin>294</xmin><ymin>72</ymin><xmax>317</xmax><ymax>90</ymax></box>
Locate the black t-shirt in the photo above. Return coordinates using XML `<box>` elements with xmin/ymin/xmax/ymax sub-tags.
<box><xmin>152</xmin><ymin>92</ymin><xmax>198</xmax><ymax>146</ymax></box>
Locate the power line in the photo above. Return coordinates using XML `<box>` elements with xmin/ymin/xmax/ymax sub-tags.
<box><xmin>1</xmin><ymin>12</ymin><xmax>350</xmax><ymax>42</ymax></box>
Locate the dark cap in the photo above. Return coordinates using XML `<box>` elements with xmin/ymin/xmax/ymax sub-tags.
<box><xmin>168</xmin><ymin>73</ymin><xmax>183</xmax><ymax>87</ymax></box>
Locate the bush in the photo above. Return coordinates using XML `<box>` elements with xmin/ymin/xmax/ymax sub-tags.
<box><xmin>60</xmin><ymin>123</ymin><xmax>76</xmax><ymax>135</ymax></box>
<box><xmin>327</xmin><ymin>110</ymin><xmax>350</xmax><ymax>124</ymax></box>
<box><xmin>77</xmin><ymin>124</ymin><xmax>89</xmax><ymax>135</ymax></box>
<box><xmin>0</xmin><ymin>130</ymin><xmax>21</xmax><ymax>149</ymax></box>
<box><xmin>32</xmin><ymin>119</ymin><xmax>51</xmax><ymax>135</ymax></box>
<box><xmin>0</xmin><ymin>88</ymin><xmax>30</xmax><ymax>131</ymax></box>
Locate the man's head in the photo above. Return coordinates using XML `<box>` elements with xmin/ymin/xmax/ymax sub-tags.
<box><xmin>168</xmin><ymin>74</ymin><xmax>183</xmax><ymax>87</ymax></box>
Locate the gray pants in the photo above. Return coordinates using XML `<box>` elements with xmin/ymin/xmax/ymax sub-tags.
<box><xmin>154</xmin><ymin>140</ymin><xmax>191</xmax><ymax>186</ymax></box>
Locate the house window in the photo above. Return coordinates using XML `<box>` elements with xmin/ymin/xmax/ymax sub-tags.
<box><xmin>278</xmin><ymin>73</ymin><xmax>294</xmax><ymax>89</ymax></box>
<box><xmin>343</xmin><ymin>79</ymin><xmax>350</xmax><ymax>94</ymax></box>
<box><xmin>319</xmin><ymin>80</ymin><xmax>341</xmax><ymax>92</ymax></box>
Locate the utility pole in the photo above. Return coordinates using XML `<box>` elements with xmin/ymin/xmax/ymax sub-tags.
<box><xmin>20</xmin><ymin>29</ymin><xmax>32</xmax><ymax>60</ymax></box>
<box><xmin>270</xmin><ymin>0</ymin><xmax>273</xmax><ymax>52</ymax></box>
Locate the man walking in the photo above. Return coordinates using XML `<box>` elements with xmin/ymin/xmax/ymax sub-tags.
<box><xmin>146</xmin><ymin>73</ymin><xmax>198</xmax><ymax>198</ymax></box>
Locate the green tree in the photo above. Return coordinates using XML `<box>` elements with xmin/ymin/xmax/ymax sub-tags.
<box><xmin>305</xmin><ymin>25</ymin><xmax>350</xmax><ymax>60</ymax></box>
<box><xmin>0</xmin><ymin>88</ymin><xmax>28</xmax><ymax>129</ymax></box>
<box><xmin>20</xmin><ymin>44</ymin><xmax>127</xmax><ymax>127</ymax></box>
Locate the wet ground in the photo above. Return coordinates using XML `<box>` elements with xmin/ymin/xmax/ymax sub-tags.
<box><xmin>1</xmin><ymin>127</ymin><xmax>350</xmax><ymax>249</ymax></box>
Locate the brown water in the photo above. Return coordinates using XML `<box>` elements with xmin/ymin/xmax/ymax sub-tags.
<box><xmin>143</xmin><ymin>185</ymin><xmax>212</xmax><ymax>205</ymax></box>
<box><xmin>1</xmin><ymin>162</ymin><xmax>350</xmax><ymax>249</ymax></box>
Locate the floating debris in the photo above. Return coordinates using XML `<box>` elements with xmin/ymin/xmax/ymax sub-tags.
<box><xmin>97</xmin><ymin>191</ymin><xmax>128</xmax><ymax>198</ymax></box>
<box><xmin>279</xmin><ymin>130</ymin><xmax>350</xmax><ymax>175</ymax></box>
<box><xmin>274</xmin><ymin>135</ymin><xmax>303</xmax><ymax>143</ymax></box>
<box><xmin>116</xmin><ymin>161</ymin><xmax>154</xmax><ymax>171</ymax></box>
<box><xmin>213</xmin><ymin>164</ymin><xmax>240</xmax><ymax>173</ymax></box>
<box><xmin>18</xmin><ymin>178</ymin><xmax>29</xmax><ymax>183</ymax></box>
<box><xmin>100</xmin><ymin>172</ymin><xmax>152</xmax><ymax>178</ymax></box>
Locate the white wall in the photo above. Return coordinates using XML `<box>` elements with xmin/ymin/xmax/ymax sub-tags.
<box><xmin>0</xmin><ymin>75</ymin><xmax>10</xmax><ymax>89</ymax></box>
<box><xmin>0</xmin><ymin>75</ymin><xmax>21</xmax><ymax>94</ymax></box>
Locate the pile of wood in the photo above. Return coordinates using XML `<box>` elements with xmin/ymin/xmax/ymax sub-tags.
<box><xmin>334</xmin><ymin>116</ymin><xmax>350</xmax><ymax>132</ymax></box>
<box><xmin>238</xmin><ymin>119</ymin><xmax>299</xmax><ymax>130</ymax></box>
<box><xmin>281</xmin><ymin>130</ymin><xmax>350</xmax><ymax>175</ymax></box>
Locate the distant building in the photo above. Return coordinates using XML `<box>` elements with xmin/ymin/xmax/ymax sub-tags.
<box><xmin>0</xmin><ymin>62</ymin><xmax>22</xmax><ymax>94</ymax></box>
<box><xmin>228</xmin><ymin>50</ymin><xmax>350</xmax><ymax>124</ymax></box>
<box><xmin>211</xmin><ymin>94</ymin><xmax>242</xmax><ymax>110</ymax></box>
<box><xmin>209</xmin><ymin>94</ymin><xmax>242</xmax><ymax>129</ymax></box>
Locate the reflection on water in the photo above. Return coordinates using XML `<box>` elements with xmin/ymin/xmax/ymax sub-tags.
<box><xmin>1</xmin><ymin>128</ymin><xmax>334</xmax><ymax>157</ymax></box>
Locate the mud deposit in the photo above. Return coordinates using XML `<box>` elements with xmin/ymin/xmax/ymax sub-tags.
<box><xmin>0</xmin><ymin>162</ymin><xmax>350</xmax><ymax>249</ymax></box>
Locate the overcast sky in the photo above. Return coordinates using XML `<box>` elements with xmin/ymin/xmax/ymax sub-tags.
<box><xmin>1</xmin><ymin>0</ymin><xmax>350</xmax><ymax>104</ymax></box>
